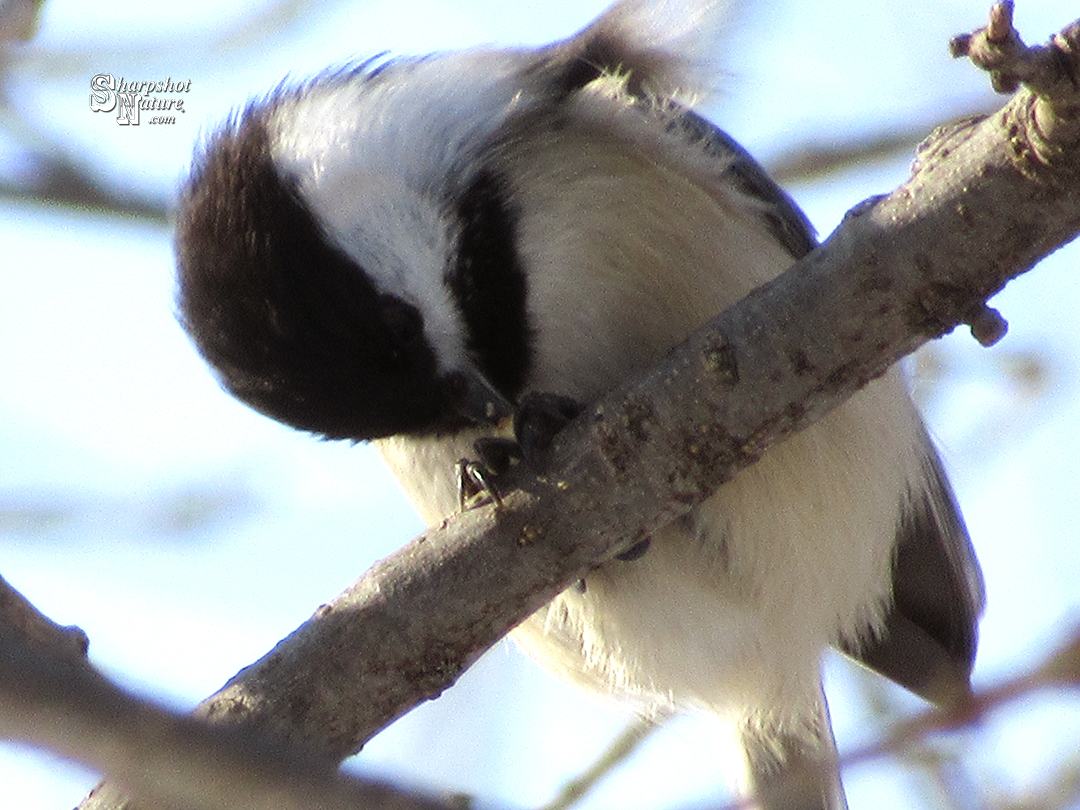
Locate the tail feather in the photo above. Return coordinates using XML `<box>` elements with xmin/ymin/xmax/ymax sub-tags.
<box><xmin>565</xmin><ymin>0</ymin><xmax>735</xmax><ymax>100</ymax></box>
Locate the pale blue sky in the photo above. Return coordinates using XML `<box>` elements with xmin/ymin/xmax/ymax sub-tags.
<box><xmin>2</xmin><ymin>1</ymin><xmax>1080</xmax><ymax>809</ymax></box>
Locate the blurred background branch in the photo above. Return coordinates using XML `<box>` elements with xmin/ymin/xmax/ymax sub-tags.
<box><xmin>3</xmin><ymin>573</ymin><xmax>1079</xmax><ymax>810</ymax></box>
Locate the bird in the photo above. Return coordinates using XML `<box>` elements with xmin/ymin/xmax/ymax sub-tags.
<box><xmin>174</xmin><ymin>1</ymin><xmax>985</xmax><ymax>808</ymax></box>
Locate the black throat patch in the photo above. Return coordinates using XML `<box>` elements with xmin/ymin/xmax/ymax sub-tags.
<box><xmin>445</xmin><ymin>170</ymin><xmax>532</xmax><ymax>402</ymax></box>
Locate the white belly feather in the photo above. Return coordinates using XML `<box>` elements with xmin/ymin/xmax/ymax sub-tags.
<box><xmin>377</xmin><ymin>127</ymin><xmax>926</xmax><ymax>731</ymax></box>
<box><xmin>378</xmin><ymin>370</ymin><xmax>923</xmax><ymax>730</ymax></box>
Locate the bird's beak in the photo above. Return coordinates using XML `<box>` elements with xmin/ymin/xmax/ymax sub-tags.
<box><xmin>444</xmin><ymin>368</ymin><xmax>516</xmax><ymax>426</ymax></box>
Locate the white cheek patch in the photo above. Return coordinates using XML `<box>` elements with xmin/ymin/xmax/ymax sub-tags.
<box><xmin>267</xmin><ymin>86</ymin><xmax>470</xmax><ymax>373</ymax></box>
<box><xmin>310</xmin><ymin>168</ymin><xmax>470</xmax><ymax>374</ymax></box>
<box><xmin>261</xmin><ymin>49</ymin><xmax>555</xmax><ymax>379</ymax></box>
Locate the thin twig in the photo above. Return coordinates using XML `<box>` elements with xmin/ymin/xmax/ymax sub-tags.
<box><xmin>708</xmin><ymin>629</ymin><xmax>1080</xmax><ymax>810</ymax></box>
<box><xmin>535</xmin><ymin>709</ymin><xmax>674</xmax><ymax>810</ymax></box>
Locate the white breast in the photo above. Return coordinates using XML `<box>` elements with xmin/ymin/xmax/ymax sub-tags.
<box><xmin>377</xmin><ymin>114</ymin><xmax>927</xmax><ymax>731</ymax></box>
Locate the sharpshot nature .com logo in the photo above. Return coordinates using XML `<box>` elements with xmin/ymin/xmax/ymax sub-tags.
<box><xmin>89</xmin><ymin>74</ymin><xmax>191</xmax><ymax>126</ymax></box>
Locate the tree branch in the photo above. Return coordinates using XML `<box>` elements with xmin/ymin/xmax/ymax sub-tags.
<box><xmin>0</xmin><ymin>574</ymin><xmax>88</xmax><ymax>665</ymax></box>
<box><xmin>0</xmin><ymin>99</ymin><xmax>171</xmax><ymax>221</ymax></box>
<box><xmin>0</xmin><ymin>577</ymin><xmax>459</xmax><ymax>810</ymax></box>
<box><xmin>184</xmin><ymin>4</ymin><xmax>1080</xmax><ymax>764</ymax></box>
<box><xmin>46</xmin><ymin>6</ymin><xmax>1080</xmax><ymax>809</ymax></box>
<box><xmin>765</xmin><ymin>103</ymin><xmax>1003</xmax><ymax>186</ymax></box>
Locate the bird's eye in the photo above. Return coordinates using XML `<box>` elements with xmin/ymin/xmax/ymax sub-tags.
<box><xmin>380</xmin><ymin>299</ymin><xmax>424</xmax><ymax>349</ymax></box>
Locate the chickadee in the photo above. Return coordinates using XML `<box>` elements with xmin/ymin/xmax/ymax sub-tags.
<box><xmin>175</xmin><ymin>1</ymin><xmax>984</xmax><ymax>808</ymax></box>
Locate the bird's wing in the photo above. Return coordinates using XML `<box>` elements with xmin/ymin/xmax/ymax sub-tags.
<box><xmin>668</xmin><ymin>110</ymin><xmax>984</xmax><ymax>705</ymax></box>
<box><xmin>843</xmin><ymin>437</ymin><xmax>985</xmax><ymax>704</ymax></box>
<box><xmin>664</xmin><ymin>108</ymin><xmax>818</xmax><ymax>259</ymax></box>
